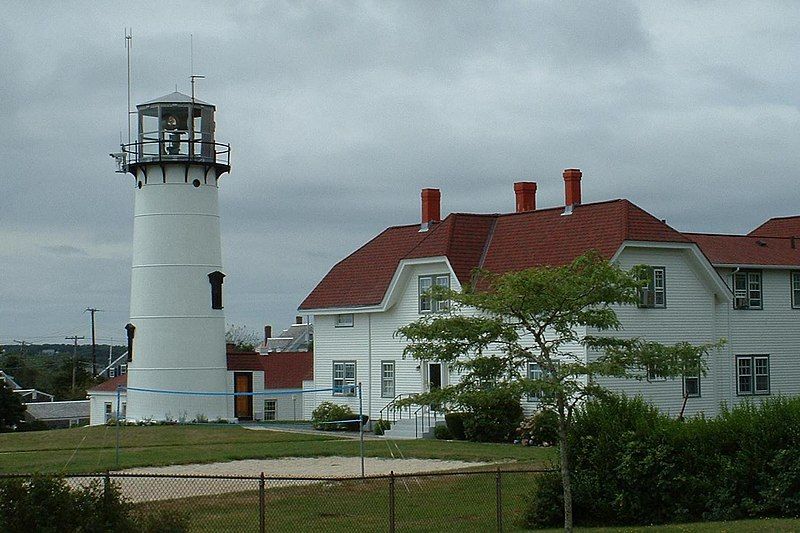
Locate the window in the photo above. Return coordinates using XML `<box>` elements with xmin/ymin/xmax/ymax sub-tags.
<box><xmin>526</xmin><ymin>363</ymin><xmax>552</xmax><ymax>401</ymax></box>
<box><xmin>683</xmin><ymin>373</ymin><xmax>701</xmax><ymax>398</ymax></box>
<box><xmin>335</xmin><ymin>314</ymin><xmax>354</xmax><ymax>327</ymax></box>
<box><xmin>104</xmin><ymin>402</ymin><xmax>112</xmax><ymax>422</ymax></box>
<box><xmin>333</xmin><ymin>361</ymin><xmax>357</xmax><ymax>396</ymax></box>
<box><xmin>208</xmin><ymin>271</ymin><xmax>225</xmax><ymax>310</ymax></box>
<box><xmin>419</xmin><ymin>275</ymin><xmax>450</xmax><ymax>313</ymax></box>
<box><xmin>264</xmin><ymin>400</ymin><xmax>277</xmax><ymax>420</ymax></box>
<box><xmin>733</xmin><ymin>270</ymin><xmax>762</xmax><ymax>309</ymax></box>
<box><xmin>737</xmin><ymin>355</ymin><xmax>770</xmax><ymax>395</ymax></box>
<box><xmin>381</xmin><ymin>361</ymin><xmax>395</xmax><ymax>398</ymax></box>
<box><xmin>647</xmin><ymin>365</ymin><xmax>667</xmax><ymax>382</ymax></box>
<box><xmin>109</xmin><ymin>368</ymin><xmax>115</xmax><ymax>378</ymax></box>
<box><xmin>792</xmin><ymin>272</ymin><xmax>800</xmax><ymax>309</ymax></box>
<box><xmin>638</xmin><ymin>266</ymin><xmax>666</xmax><ymax>308</ymax></box>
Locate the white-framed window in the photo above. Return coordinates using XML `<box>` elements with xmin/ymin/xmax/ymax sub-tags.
<box><xmin>109</xmin><ymin>368</ymin><xmax>116</xmax><ymax>378</ymax></box>
<box><xmin>419</xmin><ymin>274</ymin><xmax>450</xmax><ymax>313</ymax></box>
<box><xmin>737</xmin><ymin>355</ymin><xmax>770</xmax><ymax>395</ymax></box>
<box><xmin>381</xmin><ymin>361</ymin><xmax>395</xmax><ymax>398</ymax></box>
<box><xmin>647</xmin><ymin>365</ymin><xmax>668</xmax><ymax>382</ymax></box>
<box><xmin>264</xmin><ymin>399</ymin><xmax>277</xmax><ymax>420</ymax></box>
<box><xmin>104</xmin><ymin>402</ymin><xmax>112</xmax><ymax>422</ymax></box>
<box><xmin>733</xmin><ymin>271</ymin><xmax>762</xmax><ymax>309</ymax></box>
<box><xmin>527</xmin><ymin>363</ymin><xmax>547</xmax><ymax>401</ymax></box>
<box><xmin>683</xmin><ymin>373</ymin><xmax>701</xmax><ymax>398</ymax></box>
<box><xmin>120</xmin><ymin>364</ymin><xmax>127</xmax><ymax>375</ymax></box>
<box><xmin>638</xmin><ymin>266</ymin><xmax>666</xmax><ymax>308</ymax></box>
<box><xmin>335</xmin><ymin>314</ymin><xmax>354</xmax><ymax>327</ymax></box>
<box><xmin>791</xmin><ymin>271</ymin><xmax>800</xmax><ymax>309</ymax></box>
<box><xmin>333</xmin><ymin>361</ymin><xmax>357</xmax><ymax>396</ymax></box>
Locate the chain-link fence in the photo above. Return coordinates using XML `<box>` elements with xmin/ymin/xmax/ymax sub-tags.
<box><xmin>1</xmin><ymin>468</ymin><xmax>553</xmax><ymax>532</ymax></box>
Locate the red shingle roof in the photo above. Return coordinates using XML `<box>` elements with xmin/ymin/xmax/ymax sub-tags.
<box><xmin>300</xmin><ymin>199</ymin><xmax>690</xmax><ymax>310</ymax></box>
<box><xmin>88</xmin><ymin>373</ymin><xmax>127</xmax><ymax>392</ymax></box>
<box><xmin>89</xmin><ymin>350</ymin><xmax>313</xmax><ymax>393</ymax></box>
<box><xmin>749</xmin><ymin>216</ymin><xmax>800</xmax><ymax>238</ymax></box>
<box><xmin>262</xmin><ymin>351</ymin><xmax>313</xmax><ymax>389</ymax></box>
<box><xmin>686</xmin><ymin>233</ymin><xmax>800</xmax><ymax>267</ymax></box>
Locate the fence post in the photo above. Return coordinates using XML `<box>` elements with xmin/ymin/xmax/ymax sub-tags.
<box><xmin>388</xmin><ymin>470</ymin><xmax>396</xmax><ymax>533</ymax></box>
<box><xmin>104</xmin><ymin>471</ymin><xmax>111</xmax><ymax>514</ymax></box>
<box><xmin>259</xmin><ymin>472</ymin><xmax>266</xmax><ymax>533</ymax></box>
<box><xmin>496</xmin><ymin>467</ymin><xmax>503</xmax><ymax>533</ymax></box>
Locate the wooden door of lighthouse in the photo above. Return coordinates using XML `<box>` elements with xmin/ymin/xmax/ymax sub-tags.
<box><xmin>234</xmin><ymin>372</ymin><xmax>253</xmax><ymax>420</ymax></box>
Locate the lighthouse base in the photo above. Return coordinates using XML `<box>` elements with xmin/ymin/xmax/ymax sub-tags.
<box><xmin>126</xmin><ymin>367</ymin><xmax>230</xmax><ymax>422</ymax></box>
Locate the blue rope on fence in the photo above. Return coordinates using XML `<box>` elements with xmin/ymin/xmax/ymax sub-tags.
<box><xmin>121</xmin><ymin>386</ymin><xmax>336</xmax><ymax>397</ymax></box>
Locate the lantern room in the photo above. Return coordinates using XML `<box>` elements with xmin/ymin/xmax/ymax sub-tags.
<box><xmin>120</xmin><ymin>91</ymin><xmax>230</xmax><ymax>176</ymax></box>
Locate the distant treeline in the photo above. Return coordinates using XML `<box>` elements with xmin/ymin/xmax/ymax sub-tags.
<box><xmin>1</xmin><ymin>344</ymin><xmax>126</xmax><ymax>361</ymax></box>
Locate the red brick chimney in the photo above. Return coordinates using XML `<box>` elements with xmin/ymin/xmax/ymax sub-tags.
<box><xmin>264</xmin><ymin>325</ymin><xmax>272</xmax><ymax>345</ymax></box>
<box><xmin>421</xmin><ymin>188</ymin><xmax>441</xmax><ymax>230</ymax></box>
<box><xmin>514</xmin><ymin>182</ymin><xmax>537</xmax><ymax>213</ymax></box>
<box><xmin>563</xmin><ymin>168</ymin><xmax>582</xmax><ymax>206</ymax></box>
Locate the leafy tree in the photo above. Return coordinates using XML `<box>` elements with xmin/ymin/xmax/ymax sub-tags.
<box><xmin>225</xmin><ymin>324</ymin><xmax>260</xmax><ymax>351</ymax></box>
<box><xmin>0</xmin><ymin>380</ymin><xmax>26</xmax><ymax>431</ymax></box>
<box><xmin>397</xmin><ymin>251</ymin><xmax>723</xmax><ymax>532</ymax></box>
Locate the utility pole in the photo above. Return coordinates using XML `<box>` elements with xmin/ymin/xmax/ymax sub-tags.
<box><xmin>12</xmin><ymin>340</ymin><xmax>29</xmax><ymax>356</ymax></box>
<box><xmin>65</xmin><ymin>335</ymin><xmax>85</xmax><ymax>390</ymax></box>
<box><xmin>85</xmin><ymin>308</ymin><xmax>102</xmax><ymax>376</ymax></box>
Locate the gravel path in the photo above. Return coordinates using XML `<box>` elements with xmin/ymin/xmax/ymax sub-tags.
<box><xmin>70</xmin><ymin>456</ymin><xmax>490</xmax><ymax>503</ymax></box>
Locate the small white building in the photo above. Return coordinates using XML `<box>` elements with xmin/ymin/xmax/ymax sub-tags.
<box><xmin>299</xmin><ymin>169</ymin><xmax>800</xmax><ymax>434</ymax></box>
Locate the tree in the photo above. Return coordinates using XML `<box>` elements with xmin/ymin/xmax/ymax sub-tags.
<box><xmin>0</xmin><ymin>380</ymin><xmax>26</xmax><ymax>432</ymax></box>
<box><xmin>397</xmin><ymin>251</ymin><xmax>723</xmax><ymax>532</ymax></box>
<box><xmin>225</xmin><ymin>324</ymin><xmax>260</xmax><ymax>351</ymax></box>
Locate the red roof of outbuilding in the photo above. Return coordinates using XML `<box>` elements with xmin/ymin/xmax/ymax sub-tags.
<box><xmin>88</xmin><ymin>373</ymin><xmax>127</xmax><ymax>392</ymax></box>
<box><xmin>262</xmin><ymin>351</ymin><xmax>314</xmax><ymax>389</ymax></box>
<box><xmin>226</xmin><ymin>351</ymin><xmax>264</xmax><ymax>371</ymax></box>
<box><xmin>749</xmin><ymin>216</ymin><xmax>800</xmax><ymax>238</ymax></box>
<box><xmin>299</xmin><ymin>199</ymin><xmax>690</xmax><ymax>310</ymax></box>
<box><xmin>686</xmin><ymin>233</ymin><xmax>800</xmax><ymax>267</ymax></box>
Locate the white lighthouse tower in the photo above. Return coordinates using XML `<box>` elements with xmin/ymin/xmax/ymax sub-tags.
<box><xmin>120</xmin><ymin>92</ymin><xmax>231</xmax><ymax>421</ymax></box>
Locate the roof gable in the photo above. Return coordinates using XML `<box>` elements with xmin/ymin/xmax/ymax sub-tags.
<box><xmin>749</xmin><ymin>215</ymin><xmax>800</xmax><ymax>238</ymax></box>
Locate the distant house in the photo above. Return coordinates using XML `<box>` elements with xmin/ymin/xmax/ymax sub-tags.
<box><xmin>87</xmin><ymin>343</ymin><xmax>313</xmax><ymax>424</ymax></box>
<box><xmin>298</xmin><ymin>169</ymin><xmax>800</xmax><ymax>436</ymax></box>
<box><xmin>24</xmin><ymin>400</ymin><xmax>89</xmax><ymax>428</ymax></box>
<box><xmin>1</xmin><ymin>369</ymin><xmax>55</xmax><ymax>403</ymax></box>
<box><xmin>258</xmin><ymin>317</ymin><xmax>313</xmax><ymax>354</ymax></box>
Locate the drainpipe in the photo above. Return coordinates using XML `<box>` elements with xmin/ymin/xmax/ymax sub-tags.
<box><xmin>368</xmin><ymin>313</ymin><xmax>373</xmax><ymax>429</ymax></box>
<box><xmin>727</xmin><ymin>267</ymin><xmax>739</xmax><ymax>407</ymax></box>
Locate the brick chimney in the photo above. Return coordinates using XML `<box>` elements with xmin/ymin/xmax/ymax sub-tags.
<box><xmin>514</xmin><ymin>182</ymin><xmax>537</xmax><ymax>213</ymax></box>
<box><xmin>264</xmin><ymin>325</ymin><xmax>272</xmax><ymax>345</ymax></box>
<box><xmin>563</xmin><ymin>168</ymin><xmax>582</xmax><ymax>207</ymax></box>
<box><xmin>421</xmin><ymin>188</ymin><xmax>441</xmax><ymax>231</ymax></box>
<box><xmin>295</xmin><ymin>315</ymin><xmax>303</xmax><ymax>324</ymax></box>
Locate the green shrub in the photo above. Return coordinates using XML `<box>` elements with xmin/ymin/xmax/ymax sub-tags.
<box><xmin>373</xmin><ymin>419</ymin><xmax>391</xmax><ymax>435</ymax></box>
<box><xmin>517</xmin><ymin>409</ymin><xmax>558</xmax><ymax>446</ymax></box>
<box><xmin>463</xmin><ymin>392</ymin><xmax>523</xmax><ymax>443</ymax></box>
<box><xmin>445</xmin><ymin>412</ymin><xmax>468</xmax><ymax>440</ymax></box>
<box><xmin>434</xmin><ymin>424</ymin><xmax>452</xmax><ymax>440</ymax></box>
<box><xmin>132</xmin><ymin>507</ymin><xmax>190</xmax><ymax>533</ymax></box>
<box><xmin>0</xmin><ymin>476</ymin><xmax>135</xmax><ymax>533</ymax></box>
<box><xmin>524</xmin><ymin>394</ymin><xmax>800</xmax><ymax>529</ymax></box>
<box><xmin>312</xmin><ymin>401</ymin><xmax>363</xmax><ymax>431</ymax></box>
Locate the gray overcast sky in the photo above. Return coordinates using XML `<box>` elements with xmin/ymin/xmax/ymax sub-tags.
<box><xmin>1</xmin><ymin>1</ymin><xmax>798</xmax><ymax>345</ymax></box>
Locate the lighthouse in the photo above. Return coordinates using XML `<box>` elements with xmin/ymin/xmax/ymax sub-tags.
<box><xmin>119</xmin><ymin>92</ymin><xmax>231</xmax><ymax>421</ymax></box>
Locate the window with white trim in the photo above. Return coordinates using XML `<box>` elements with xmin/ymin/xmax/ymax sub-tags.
<box><xmin>381</xmin><ymin>361</ymin><xmax>395</xmax><ymax>398</ymax></box>
<box><xmin>264</xmin><ymin>399</ymin><xmax>277</xmax><ymax>420</ymax></box>
<box><xmin>683</xmin><ymin>372</ymin><xmax>701</xmax><ymax>398</ymax></box>
<box><xmin>527</xmin><ymin>363</ymin><xmax>547</xmax><ymax>401</ymax></box>
<box><xmin>733</xmin><ymin>271</ymin><xmax>762</xmax><ymax>309</ymax></box>
<box><xmin>791</xmin><ymin>271</ymin><xmax>800</xmax><ymax>309</ymax></box>
<box><xmin>419</xmin><ymin>275</ymin><xmax>450</xmax><ymax>313</ymax></box>
<box><xmin>333</xmin><ymin>361</ymin><xmax>357</xmax><ymax>396</ymax></box>
<box><xmin>335</xmin><ymin>314</ymin><xmax>354</xmax><ymax>327</ymax></box>
<box><xmin>737</xmin><ymin>355</ymin><xmax>770</xmax><ymax>395</ymax></box>
<box><xmin>647</xmin><ymin>365</ymin><xmax>667</xmax><ymax>382</ymax></box>
<box><xmin>638</xmin><ymin>266</ymin><xmax>666</xmax><ymax>308</ymax></box>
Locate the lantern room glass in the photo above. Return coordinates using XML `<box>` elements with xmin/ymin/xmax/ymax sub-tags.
<box><xmin>136</xmin><ymin>103</ymin><xmax>215</xmax><ymax>161</ymax></box>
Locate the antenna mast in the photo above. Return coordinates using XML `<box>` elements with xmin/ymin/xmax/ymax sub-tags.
<box><xmin>189</xmin><ymin>33</ymin><xmax>205</xmax><ymax>104</ymax></box>
<box><xmin>125</xmin><ymin>28</ymin><xmax>133</xmax><ymax>145</ymax></box>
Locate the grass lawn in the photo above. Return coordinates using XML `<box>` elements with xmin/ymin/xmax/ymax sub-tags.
<box><xmin>0</xmin><ymin>424</ymin><xmax>553</xmax><ymax>474</ymax></box>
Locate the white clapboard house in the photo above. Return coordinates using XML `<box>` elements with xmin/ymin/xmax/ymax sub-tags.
<box><xmin>298</xmin><ymin>169</ymin><xmax>800</xmax><ymax>437</ymax></box>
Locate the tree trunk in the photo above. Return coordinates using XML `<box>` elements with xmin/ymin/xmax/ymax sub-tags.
<box><xmin>557</xmin><ymin>397</ymin><xmax>573</xmax><ymax>533</ymax></box>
